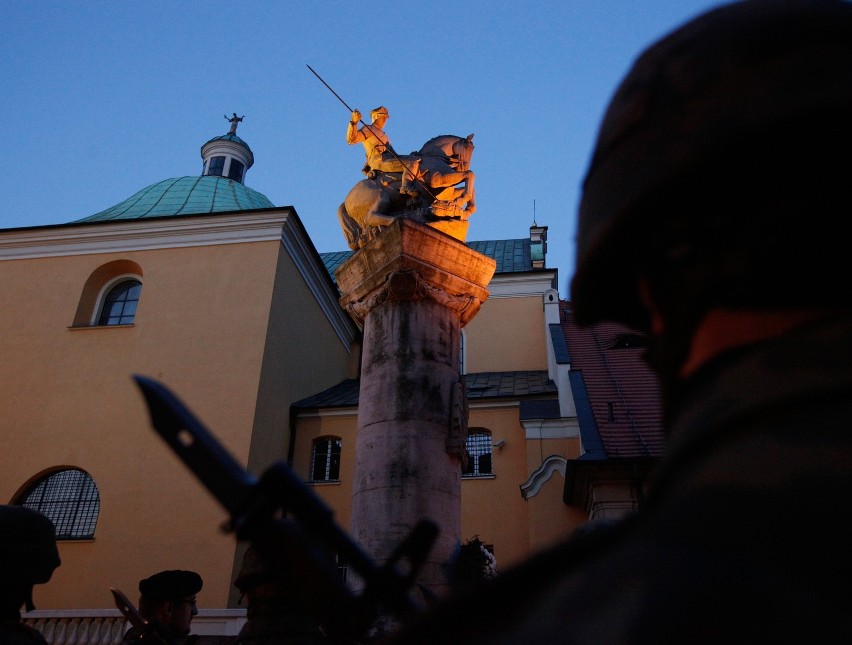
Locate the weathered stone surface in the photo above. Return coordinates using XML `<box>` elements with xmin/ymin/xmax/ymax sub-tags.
<box><xmin>336</xmin><ymin>219</ymin><xmax>495</xmax><ymax>327</ymax></box>
<box><xmin>336</xmin><ymin>219</ymin><xmax>495</xmax><ymax>598</ymax></box>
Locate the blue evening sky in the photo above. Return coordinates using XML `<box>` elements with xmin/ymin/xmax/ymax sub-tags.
<box><xmin>1</xmin><ymin>0</ymin><xmax>722</xmax><ymax>296</ymax></box>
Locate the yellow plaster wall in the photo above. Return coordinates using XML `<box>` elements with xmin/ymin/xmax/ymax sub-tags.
<box><xmin>459</xmin><ymin>407</ymin><xmax>530</xmax><ymax>570</ymax></box>
<box><xmin>524</xmin><ymin>438</ymin><xmax>588</xmax><ymax>554</ymax></box>
<box><xmin>290</xmin><ymin>413</ymin><xmax>358</xmax><ymax>532</ymax></box>
<box><xmin>0</xmin><ymin>237</ymin><xmax>348</xmax><ymax>610</ymax></box>
<box><xmin>247</xmin><ymin>250</ymin><xmax>353</xmax><ymax>476</ymax></box>
<box><xmin>290</xmin><ymin>410</ymin><xmax>582</xmax><ymax>577</ymax></box>
<box><xmin>463</xmin><ymin>296</ymin><xmax>547</xmax><ymax>373</ymax></box>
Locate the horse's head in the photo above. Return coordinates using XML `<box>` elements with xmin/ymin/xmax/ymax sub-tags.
<box><xmin>452</xmin><ymin>134</ymin><xmax>475</xmax><ymax>172</ymax></box>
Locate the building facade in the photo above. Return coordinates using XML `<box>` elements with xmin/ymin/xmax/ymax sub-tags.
<box><xmin>1</xmin><ymin>119</ymin><xmax>663</xmax><ymax>642</ymax></box>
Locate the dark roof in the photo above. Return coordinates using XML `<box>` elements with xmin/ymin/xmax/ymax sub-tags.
<box><xmin>549</xmin><ymin>323</ymin><xmax>570</xmax><ymax>364</ymax></box>
<box><xmin>292</xmin><ymin>371</ymin><xmax>556</xmax><ymax>410</ymax></box>
<box><xmin>292</xmin><ymin>378</ymin><xmax>360</xmax><ymax>409</ymax></box>
<box><xmin>466</xmin><ymin>239</ymin><xmax>531</xmax><ymax>273</ymax></box>
<box><xmin>320</xmin><ymin>251</ymin><xmax>352</xmax><ymax>285</ymax></box>
<box><xmin>560</xmin><ymin>301</ymin><xmax>665</xmax><ymax>459</ymax></box>
<box><xmin>465</xmin><ymin>371</ymin><xmax>556</xmax><ymax>399</ymax></box>
<box><xmin>319</xmin><ymin>238</ymin><xmax>536</xmax><ymax>283</ymax></box>
<box><xmin>519</xmin><ymin>399</ymin><xmax>561</xmax><ymax>420</ymax></box>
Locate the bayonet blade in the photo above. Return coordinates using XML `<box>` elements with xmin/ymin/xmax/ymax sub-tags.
<box><xmin>111</xmin><ymin>587</ymin><xmax>146</xmax><ymax>633</ymax></box>
<box><xmin>111</xmin><ymin>587</ymin><xmax>180</xmax><ymax>645</ymax></box>
<box><xmin>132</xmin><ymin>375</ymin><xmax>256</xmax><ymax>522</ymax></box>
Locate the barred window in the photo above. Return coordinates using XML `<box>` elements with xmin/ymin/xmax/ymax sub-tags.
<box><xmin>18</xmin><ymin>469</ymin><xmax>100</xmax><ymax>540</ymax></box>
<box><xmin>98</xmin><ymin>279</ymin><xmax>141</xmax><ymax>326</ymax></box>
<box><xmin>310</xmin><ymin>437</ymin><xmax>342</xmax><ymax>483</ymax></box>
<box><xmin>462</xmin><ymin>429</ymin><xmax>493</xmax><ymax>478</ymax></box>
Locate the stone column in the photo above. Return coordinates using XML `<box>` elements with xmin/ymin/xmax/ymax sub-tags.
<box><xmin>335</xmin><ymin>219</ymin><xmax>495</xmax><ymax>598</ymax></box>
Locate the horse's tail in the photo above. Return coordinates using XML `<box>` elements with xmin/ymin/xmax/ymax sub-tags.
<box><xmin>337</xmin><ymin>203</ymin><xmax>361</xmax><ymax>251</ymax></box>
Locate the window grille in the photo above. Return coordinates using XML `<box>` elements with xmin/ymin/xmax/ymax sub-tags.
<box><xmin>18</xmin><ymin>469</ymin><xmax>100</xmax><ymax>540</ymax></box>
<box><xmin>98</xmin><ymin>280</ymin><xmax>141</xmax><ymax>325</ymax></box>
<box><xmin>310</xmin><ymin>437</ymin><xmax>342</xmax><ymax>483</ymax></box>
<box><xmin>462</xmin><ymin>430</ymin><xmax>493</xmax><ymax>478</ymax></box>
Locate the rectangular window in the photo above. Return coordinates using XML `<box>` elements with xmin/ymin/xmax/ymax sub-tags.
<box><xmin>462</xmin><ymin>430</ymin><xmax>493</xmax><ymax>478</ymax></box>
<box><xmin>227</xmin><ymin>159</ymin><xmax>245</xmax><ymax>182</ymax></box>
<box><xmin>207</xmin><ymin>156</ymin><xmax>225</xmax><ymax>177</ymax></box>
<box><xmin>311</xmin><ymin>437</ymin><xmax>342</xmax><ymax>483</ymax></box>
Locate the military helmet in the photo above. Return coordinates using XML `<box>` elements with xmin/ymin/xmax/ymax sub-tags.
<box><xmin>0</xmin><ymin>505</ymin><xmax>61</xmax><ymax>585</ymax></box>
<box><xmin>572</xmin><ymin>0</ymin><xmax>852</xmax><ymax>330</ymax></box>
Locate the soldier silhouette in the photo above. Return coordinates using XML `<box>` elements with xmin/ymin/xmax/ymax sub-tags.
<box><xmin>0</xmin><ymin>506</ymin><xmax>60</xmax><ymax>645</ymax></box>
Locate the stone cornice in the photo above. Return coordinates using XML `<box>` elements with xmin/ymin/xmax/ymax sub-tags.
<box><xmin>344</xmin><ymin>269</ymin><xmax>483</xmax><ymax>326</ymax></box>
<box><xmin>523</xmin><ymin>417</ymin><xmax>580</xmax><ymax>439</ymax></box>
<box><xmin>487</xmin><ymin>271</ymin><xmax>558</xmax><ymax>298</ymax></box>
<box><xmin>336</xmin><ymin>219</ymin><xmax>496</xmax><ymax>326</ymax></box>
<box><xmin>0</xmin><ymin>211</ymin><xmax>290</xmax><ymax>259</ymax></box>
<box><xmin>0</xmin><ymin>210</ymin><xmax>357</xmax><ymax>349</ymax></box>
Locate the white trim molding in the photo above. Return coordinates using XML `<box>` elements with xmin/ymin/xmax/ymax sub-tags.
<box><xmin>522</xmin><ymin>417</ymin><xmax>579</xmax><ymax>439</ymax></box>
<box><xmin>278</xmin><ymin>215</ymin><xmax>357</xmax><ymax>348</ymax></box>
<box><xmin>0</xmin><ymin>210</ymin><xmax>357</xmax><ymax>350</ymax></box>
<box><xmin>486</xmin><ymin>271</ymin><xmax>557</xmax><ymax>298</ymax></box>
<box><xmin>0</xmin><ymin>211</ymin><xmax>292</xmax><ymax>260</ymax></box>
<box><xmin>519</xmin><ymin>455</ymin><xmax>567</xmax><ymax>500</ymax></box>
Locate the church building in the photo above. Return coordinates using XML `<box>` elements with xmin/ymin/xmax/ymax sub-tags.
<box><xmin>0</xmin><ymin>117</ymin><xmax>662</xmax><ymax>641</ymax></box>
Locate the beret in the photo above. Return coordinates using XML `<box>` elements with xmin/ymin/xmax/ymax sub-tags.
<box><xmin>139</xmin><ymin>569</ymin><xmax>203</xmax><ymax>601</ymax></box>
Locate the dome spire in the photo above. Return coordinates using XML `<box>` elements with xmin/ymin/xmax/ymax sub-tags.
<box><xmin>201</xmin><ymin>114</ymin><xmax>254</xmax><ymax>184</ymax></box>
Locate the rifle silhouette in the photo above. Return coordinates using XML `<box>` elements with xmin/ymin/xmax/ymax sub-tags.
<box><xmin>110</xmin><ymin>587</ymin><xmax>181</xmax><ymax>645</ymax></box>
<box><xmin>132</xmin><ymin>375</ymin><xmax>438</xmax><ymax>641</ymax></box>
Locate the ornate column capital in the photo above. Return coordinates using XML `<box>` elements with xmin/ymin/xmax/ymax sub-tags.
<box><xmin>335</xmin><ymin>219</ymin><xmax>496</xmax><ymax>326</ymax></box>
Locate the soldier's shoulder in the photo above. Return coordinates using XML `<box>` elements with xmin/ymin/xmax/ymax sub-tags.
<box><xmin>1</xmin><ymin>621</ymin><xmax>49</xmax><ymax>645</ymax></box>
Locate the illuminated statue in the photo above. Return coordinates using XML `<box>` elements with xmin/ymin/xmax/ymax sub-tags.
<box><xmin>339</xmin><ymin>130</ymin><xmax>476</xmax><ymax>251</ymax></box>
<box><xmin>304</xmin><ymin>66</ymin><xmax>476</xmax><ymax>250</ymax></box>
<box><xmin>347</xmin><ymin>107</ymin><xmax>421</xmax><ymax>197</ymax></box>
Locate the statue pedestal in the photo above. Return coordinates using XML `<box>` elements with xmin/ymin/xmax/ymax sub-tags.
<box><xmin>336</xmin><ymin>219</ymin><xmax>495</xmax><ymax>598</ymax></box>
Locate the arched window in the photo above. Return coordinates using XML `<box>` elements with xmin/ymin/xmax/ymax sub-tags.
<box><xmin>17</xmin><ymin>469</ymin><xmax>100</xmax><ymax>540</ymax></box>
<box><xmin>310</xmin><ymin>437</ymin><xmax>342</xmax><ymax>483</ymax></box>
<box><xmin>97</xmin><ymin>279</ymin><xmax>142</xmax><ymax>325</ymax></box>
<box><xmin>462</xmin><ymin>429</ymin><xmax>493</xmax><ymax>478</ymax></box>
<box><xmin>72</xmin><ymin>260</ymin><xmax>143</xmax><ymax>328</ymax></box>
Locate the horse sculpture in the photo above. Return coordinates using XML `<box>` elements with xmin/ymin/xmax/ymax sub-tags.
<box><xmin>338</xmin><ymin>134</ymin><xmax>475</xmax><ymax>250</ymax></box>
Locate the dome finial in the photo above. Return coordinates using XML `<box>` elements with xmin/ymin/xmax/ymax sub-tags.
<box><xmin>225</xmin><ymin>113</ymin><xmax>244</xmax><ymax>135</ymax></box>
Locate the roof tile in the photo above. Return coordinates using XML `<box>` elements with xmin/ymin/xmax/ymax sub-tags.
<box><xmin>560</xmin><ymin>301</ymin><xmax>665</xmax><ymax>459</ymax></box>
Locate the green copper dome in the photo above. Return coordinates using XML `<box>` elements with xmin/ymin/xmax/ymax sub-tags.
<box><xmin>73</xmin><ymin>115</ymin><xmax>272</xmax><ymax>222</ymax></box>
<box><xmin>203</xmin><ymin>132</ymin><xmax>253</xmax><ymax>155</ymax></box>
<box><xmin>75</xmin><ymin>176</ymin><xmax>274</xmax><ymax>222</ymax></box>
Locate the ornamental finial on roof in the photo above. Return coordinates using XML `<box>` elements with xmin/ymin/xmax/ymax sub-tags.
<box><xmin>225</xmin><ymin>113</ymin><xmax>244</xmax><ymax>135</ymax></box>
